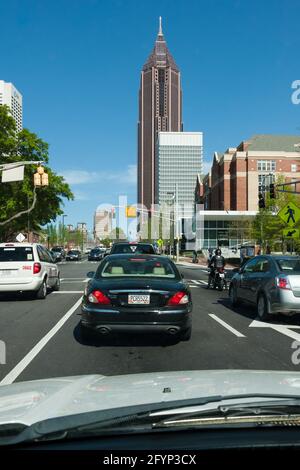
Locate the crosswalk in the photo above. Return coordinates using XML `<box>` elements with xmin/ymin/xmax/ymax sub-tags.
<box><xmin>187</xmin><ymin>279</ymin><xmax>208</xmax><ymax>287</ymax></box>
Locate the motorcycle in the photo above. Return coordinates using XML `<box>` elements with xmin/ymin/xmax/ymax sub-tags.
<box><xmin>213</xmin><ymin>267</ymin><xmax>227</xmax><ymax>291</ymax></box>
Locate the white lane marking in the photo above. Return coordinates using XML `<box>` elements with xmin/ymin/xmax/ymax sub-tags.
<box><xmin>61</xmin><ymin>280</ymin><xmax>85</xmax><ymax>284</ymax></box>
<box><xmin>199</xmin><ymin>280</ymin><xmax>208</xmax><ymax>285</ymax></box>
<box><xmin>209</xmin><ymin>314</ymin><xmax>246</xmax><ymax>338</ymax></box>
<box><xmin>0</xmin><ymin>297</ymin><xmax>82</xmax><ymax>386</ymax></box>
<box><xmin>249</xmin><ymin>320</ymin><xmax>300</xmax><ymax>341</ymax></box>
<box><xmin>190</xmin><ymin>280</ymin><xmax>201</xmax><ymax>285</ymax></box>
<box><xmin>189</xmin><ymin>285</ymin><xmax>198</xmax><ymax>288</ymax></box>
<box><xmin>52</xmin><ymin>291</ymin><xmax>83</xmax><ymax>294</ymax></box>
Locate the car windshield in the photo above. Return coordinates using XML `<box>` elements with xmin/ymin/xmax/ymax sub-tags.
<box><xmin>276</xmin><ymin>258</ymin><xmax>300</xmax><ymax>273</ymax></box>
<box><xmin>0</xmin><ymin>247</ymin><xmax>34</xmax><ymax>262</ymax></box>
<box><xmin>98</xmin><ymin>257</ymin><xmax>177</xmax><ymax>278</ymax></box>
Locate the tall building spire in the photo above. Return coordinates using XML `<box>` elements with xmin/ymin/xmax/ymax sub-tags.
<box><xmin>138</xmin><ymin>19</ymin><xmax>183</xmax><ymax>210</ymax></box>
<box><xmin>158</xmin><ymin>16</ymin><xmax>163</xmax><ymax>36</ymax></box>
<box><xmin>143</xmin><ymin>18</ymin><xmax>178</xmax><ymax>72</ymax></box>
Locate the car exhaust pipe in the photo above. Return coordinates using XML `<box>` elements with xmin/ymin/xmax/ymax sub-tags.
<box><xmin>167</xmin><ymin>327</ymin><xmax>179</xmax><ymax>335</ymax></box>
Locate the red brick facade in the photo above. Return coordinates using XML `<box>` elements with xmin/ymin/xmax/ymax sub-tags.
<box><xmin>198</xmin><ymin>135</ymin><xmax>300</xmax><ymax>211</ymax></box>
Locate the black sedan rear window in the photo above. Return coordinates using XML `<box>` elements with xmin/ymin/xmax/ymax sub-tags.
<box><xmin>111</xmin><ymin>244</ymin><xmax>155</xmax><ymax>254</ymax></box>
<box><xmin>276</xmin><ymin>258</ymin><xmax>300</xmax><ymax>272</ymax></box>
<box><xmin>0</xmin><ymin>247</ymin><xmax>34</xmax><ymax>262</ymax></box>
<box><xmin>98</xmin><ymin>258</ymin><xmax>177</xmax><ymax>278</ymax></box>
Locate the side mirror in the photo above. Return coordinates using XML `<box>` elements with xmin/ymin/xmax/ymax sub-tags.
<box><xmin>181</xmin><ymin>273</ymin><xmax>184</xmax><ymax>279</ymax></box>
<box><xmin>86</xmin><ymin>271</ymin><xmax>95</xmax><ymax>278</ymax></box>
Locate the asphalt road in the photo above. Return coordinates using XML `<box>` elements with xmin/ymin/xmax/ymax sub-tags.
<box><xmin>0</xmin><ymin>259</ymin><xmax>300</xmax><ymax>385</ymax></box>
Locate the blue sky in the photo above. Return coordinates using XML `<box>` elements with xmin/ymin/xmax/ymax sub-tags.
<box><xmin>1</xmin><ymin>0</ymin><xmax>300</xmax><ymax>231</ymax></box>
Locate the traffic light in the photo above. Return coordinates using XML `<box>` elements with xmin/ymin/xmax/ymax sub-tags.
<box><xmin>269</xmin><ymin>183</ymin><xmax>276</xmax><ymax>199</ymax></box>
<box><xmin>258</xmin><ymin>193</ymin><xmax>265</xmax><ymax>209</ymax></box>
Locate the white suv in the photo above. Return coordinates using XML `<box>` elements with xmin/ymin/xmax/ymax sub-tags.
<box><xmin>0</xmin><ymin>242</ymin><xmax>60</xmax><ymax>299</ymax></box>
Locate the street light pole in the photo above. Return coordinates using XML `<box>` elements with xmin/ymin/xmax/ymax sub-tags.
<box><xmin>175</xmin><ymin>183</ymin><xmax>180</xmax><ymax>263</ymax></box>
<box><xmin>62</xmin><ymin>214</ymin><xmax>67</xmax><ymax>248</ymax></box>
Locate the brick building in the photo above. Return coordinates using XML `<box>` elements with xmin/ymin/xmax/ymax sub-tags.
<box><xmin>197</xmin><ymin>135</ymin><xmax>300</xmax><ymax>211</ymax></box>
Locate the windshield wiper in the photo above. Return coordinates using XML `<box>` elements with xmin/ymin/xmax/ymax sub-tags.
<box><xmin>4</xmin><ymin>394</ymin><xmax>300</xmax><ymax>445</ymax></box>
<box><xmin>154</xmin><ymin>398</ymin><xmax>300</xmax><ymax>428</ymax></box>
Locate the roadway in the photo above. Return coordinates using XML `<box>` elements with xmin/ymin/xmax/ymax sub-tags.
<box><xmin>0</xmin><ymin>259</ymin><xmax>300</xmax><ymax>385</ymax></box>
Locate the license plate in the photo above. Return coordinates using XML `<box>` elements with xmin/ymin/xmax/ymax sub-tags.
<box><xmin>128</xmin><ymin>294</ymin><xmax>150</xmax><ymax>305</ymax></box>
<box><xmin>0</xmin><ymin>270</ymin><xmax>13</xmax><ymax>276</ymax></box>
<box><xmin>219</xmin><ymin>273</ymin><xmax>225</xmax><ymax>278</ymax></box>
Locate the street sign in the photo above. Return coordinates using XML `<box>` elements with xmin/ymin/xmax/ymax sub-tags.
<box><xmin>16</xmin><ymin>233</ymin><xmax>26</xmax><ymax>243</ymax></box>
<box><xmin>283</xmin><ymin>228</ymin><xmax>299</xmax><ymax>239</ymax></box>
<box><xmin>2</xmin><ymin>165</ymin><xmax>24</xmax><ymax>183</ymax></box>
<box><xmin>278</xmin><ymin>201</ymin><xmax>300</xmax><ymax>227</ymax></box>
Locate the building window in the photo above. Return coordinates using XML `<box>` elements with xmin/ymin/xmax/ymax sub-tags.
<box><xmin>257</xmin><ymin>160</ymin><xmax>276</xmax><ymax>172</ymax></box>
<box><xmin>258</xmin><ymin>174</ymin><xmax>275</xmax><ymax>194</ymax></box>
<box><xmin>291</xmin><ymin>164</ymin><xmax>297</xmax><ymax>172</ymax></box>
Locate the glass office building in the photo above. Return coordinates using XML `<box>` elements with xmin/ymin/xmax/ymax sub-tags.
<box><xmin>156</xmin><ymin>132</ymin><xmax>203</xmax><ymax>218</ymax></box>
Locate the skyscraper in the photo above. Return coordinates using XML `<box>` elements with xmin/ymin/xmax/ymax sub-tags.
<box><xmin>0</xmin><ymin>80</ymin><xmax>23</xmax><ymax>132</ymax></box>
<box><xmin>137</xmin><ymin>18</ymin><xmax>182</xmax><ymax>210</ymax></box>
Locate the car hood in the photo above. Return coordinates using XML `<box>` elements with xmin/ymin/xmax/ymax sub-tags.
<box><xmin>1</xmin><ymin>370</ymin><xmax>300</xmax><ymax>426</ymax></box>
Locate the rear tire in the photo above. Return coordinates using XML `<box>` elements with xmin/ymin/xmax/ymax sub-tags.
<box><xmin>52</xmin><ymin>275</ymin><xmax>60</xmax><ymax>292</ymax></box>
<box><xmin>179</xmin><ymin>327</ymin><xmax>192</xmax><ymax>342</ymax></box>
<box><xmin>229</xmin><ymin>285</ymin><xmax>239</xmax><ymax>307</ymax></box>
<box><xmin>257</xmin><ymin>293</ymin><xmax>271</xmax><ymax>321</ymax></box>
<box><xmin>36</xmin><ymin>279</ymin><xmax>47</xmax><ymax>299</ymax></box>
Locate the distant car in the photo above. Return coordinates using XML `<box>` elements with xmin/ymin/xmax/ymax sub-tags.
<box><xmin>50</xmin><ymin>249</ymin><xmax>62</xmax><ymax>262</ymax></box>
<box><xmin>110</xmin><ymin>242</ymin><xmax>156</xmax><ymax>255</ymax></box>
<box><xmin>66</xmin><ymin>250</ymin><xmax>82</xmax><ymax>261</ymax></box>
<box><xmin>229</xmin><ymin>255</ymin><xmax>300</xmax><ymax>321</ymax></box>
<box><xmin>50</xmin><ymin>246</ymin><xmax>65</xmax><ymax>260</ymax></box>
<box><xmin>0</xmin><ymin>242</ymin><xmax>60</xmax><ymax>298</ymax></box>
<box><xmin>88</xmin><ymin>248</ymin><xmax>105</xmax><ymax>261</ymax></box>
<box><xmin>81</xmin><ymin>254</ymin><xmax>192</xmax><ymax>342</ymax></box>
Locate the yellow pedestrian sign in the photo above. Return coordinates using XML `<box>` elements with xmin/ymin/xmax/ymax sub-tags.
<box><xmin>283</xmin><ymin>228</ymin><xmax>299</xmax><ymax>239</ymax></box>
<box><xmin>278</xmin><ymin>201</ymin><xmax>300</xmax><ymax>227</ymax></box>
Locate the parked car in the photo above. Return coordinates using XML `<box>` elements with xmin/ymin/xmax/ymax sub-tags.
<box><xmin>0</xmin><ymin>242</ymin><xmax>60</xmax><ymax>299</ymax></box>
<box><xmin>81</xmin><ymin>254</ymin><xmax>192</xmax><ymax>341</ymax></box>
<box><xmin>88</xmin><ymin>248</ymin><xmax>105</xmax><ymax>261</ymax></box>
<box><xmin>110</xmin><ymin>242</ymin><xmax>156</xmax><ymax>255</ymax></box>
<box><xmin>229</xmin><ymin>255</ymin><xmax>300</xmax><ymax>321</ymax></box>
<box><xmin>66</xmin><ymin>250</ymin><xmax>82</xmax><ymax>261</ymax></box>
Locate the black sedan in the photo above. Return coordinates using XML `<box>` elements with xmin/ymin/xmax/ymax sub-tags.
<box><xmin>81</xmin><ymin>254</ymin><xmax>192</xmax><ymax>342</ymax></box>
<box><xmin>88</xmin><ymin>248</ymin><xmax>105</xmax><ymax>261</ymax></box>
<box><xmin>66</xmin><ymin>250</ymin><xmax>82</xmax><ymax>261</ymax></box>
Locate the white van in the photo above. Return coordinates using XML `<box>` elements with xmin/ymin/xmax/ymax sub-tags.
<box><xmin>0</xmin><ymin>243</ymin><xmax>60</xmax><ymax>299</ymax></box>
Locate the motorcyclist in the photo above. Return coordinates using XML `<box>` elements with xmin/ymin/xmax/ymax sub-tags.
<box><xmin>207</xmin><ymin>248</ymin><xmax>226</xmax><ymax>288</ymax></box>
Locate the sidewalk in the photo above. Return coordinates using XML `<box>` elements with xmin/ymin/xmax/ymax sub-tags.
<box><xmin>176</xmin><ymin>256</ymin><xmax>236</xmax><ymax>270</ymax></box>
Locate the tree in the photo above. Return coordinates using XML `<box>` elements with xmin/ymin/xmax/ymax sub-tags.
<box><xmin>109</xmin><ymin>227</ymin><xmax>126</xmax><ymax>241</ymax></box>
<box><xmin>0</xmin><ymin>105</ymin><xmax>74</xmax><ymax>240</ymax></box>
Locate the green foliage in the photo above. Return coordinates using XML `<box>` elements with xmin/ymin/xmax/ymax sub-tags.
<box><xmin>0</xmin><ymin>105</ymin><xmax>74</xmax><ymax>240</ymax></box>
<box><xmin>109</xmin><ymin>227</ymin><xmax>127</xmax><ymax>240</ymax></box>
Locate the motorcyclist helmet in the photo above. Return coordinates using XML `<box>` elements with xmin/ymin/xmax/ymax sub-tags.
<box><xmin>215</xmin><ymin>249</ymin><xmax>222</xmax><ymax>256</ymax></box>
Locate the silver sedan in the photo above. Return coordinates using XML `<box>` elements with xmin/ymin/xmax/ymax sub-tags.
<box><xmin>229</xmin><ymin>255</ymin><xmax>300</xmax><ymax>321</ymax></box>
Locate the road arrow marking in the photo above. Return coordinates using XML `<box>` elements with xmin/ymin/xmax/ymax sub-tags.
<box><xmin>249</xmin><ymin>320</ymin><xmax>300</xmax><ymax>342</ymax></box>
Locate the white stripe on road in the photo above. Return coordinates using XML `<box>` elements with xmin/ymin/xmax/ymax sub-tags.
<box><xmin>0</xmin><ymin>297</ymin><xmax>82</xmax><ymax>386</ymax></box>
<box><xmin>190</xmin><ymin>280</ymin><xmax>201</xmax><ymax>285</ymax></box>
<box><xmin>208</xmin><ymin>314</ymin><xmax>246</xmax><ymax>338</ymax></box>
<box><xmin>52</xmin><ymin>291</ymin><xmax>83</xmax><ymax>294</ymax></box>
